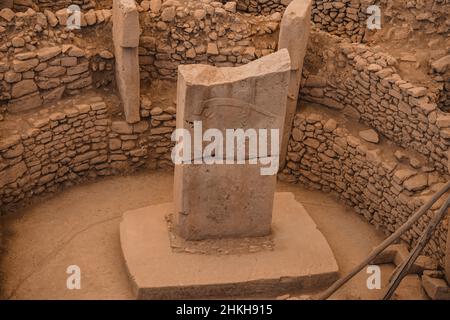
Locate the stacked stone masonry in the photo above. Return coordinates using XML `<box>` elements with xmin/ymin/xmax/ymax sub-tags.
<box><xmin>2</xmin><ymin>1</ymin><xmax>100</xmax><ymax>12</ymax></box>
<box><xmin>0</xmin><ymin>6</ymin><xmax>113</xmax><ymax>42</ymax></box>
<box><xmin>301</xmin><ymin>31</ymin><xmax>450</xmax><ymax>176</ymax></box>
<box><xmin>234</xmin><ymin>0</ymin><xmax>450</xmax><ymax>43</ymax></box>
<box><xmin>138</xmin><ymin>0</ymin><xmax>281</xmax><ymax>80</ymax></box>
<box><xmin>281</xmin><ymin>109</ymin><xmax>448</xmax><ymax>268</ymax></box>
<box><xmin>0</xmin><ymin>96</ymin><xmax>176</xmax><ymax>207</ymax></box>
<box><xmin>0</xmin><ymin>0</ymin><xmax>449</xmax><ymax>281</ymax></box>
<box><xmin>33</xmin><ymin>1</ymin><xmax>98</xmax><ymax>11</ymax></box>
<box><xmin>0</xmin><ymin>7</ymin><xmax>115</xmax><ymax>115</ymax></box>
<box><xmin>0</xmin><ymin>5</ymin><xmax>113</xmax><ymax>43</ymax></box>
<box><xmin>234</xmin><ymin>0</ymin><xmax>369</xmax><ymax>41</ymax></box>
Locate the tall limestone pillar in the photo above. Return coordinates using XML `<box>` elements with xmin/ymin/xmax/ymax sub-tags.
<box><xmin>278</xmin><ymin>0</ymin><xmax>312</xmax><ymax>169</ymax></box>
<box><xmin>113</xmin><ymin>0</ymin><xmax>141</xmax><ymax>123</ymax></box>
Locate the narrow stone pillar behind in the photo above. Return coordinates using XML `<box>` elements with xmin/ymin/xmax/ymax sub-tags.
<box><xmin>278</xmin><ymin>0</ymin><xmax>312</xmax><ymax>169</ymax></box>
<box><xmin>113</xmin><ymin>0</ymin><xmax>140</xmax><ymax>124</ymax></box>
<box><xmin>174</xmin><ymin>50</ymin><xmax>291</xmax><ymax>240</ymax></box>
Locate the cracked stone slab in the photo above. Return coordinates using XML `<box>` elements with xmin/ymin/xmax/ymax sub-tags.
<box><xmin>119</xmin><ymin>192</ymin><xmax>339</xmax><ymax>299</ymax></box>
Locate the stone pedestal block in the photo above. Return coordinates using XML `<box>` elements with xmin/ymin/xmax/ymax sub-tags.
<box><xmin>119</xmin><ymin>192</ymin><xmax>339</xmax><ymax>299</ymax></box>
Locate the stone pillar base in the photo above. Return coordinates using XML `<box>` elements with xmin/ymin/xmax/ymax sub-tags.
<box><xmin>119</xmin><ymin>192</ymin><xmax>339</xmax><ymax>299</ymax></box>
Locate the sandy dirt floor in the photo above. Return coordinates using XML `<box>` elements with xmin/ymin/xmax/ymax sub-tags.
<box><xmin>0</xmin><ymin>170</ymin><xmax>427</xmax><ymax>300</ymax></box>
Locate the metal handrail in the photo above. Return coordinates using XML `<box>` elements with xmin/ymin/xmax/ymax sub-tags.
<box><xmin>383</xmin><ymin>195</ymin><xmax>450</xmax><ymax>299</ymax></box>
<box><xmin>316</xmin><ymin>180</ymin><xmax>450</xmax><ymax>300</ymax></box>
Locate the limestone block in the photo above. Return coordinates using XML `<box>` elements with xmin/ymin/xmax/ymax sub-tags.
<box><xmin>422</xmin><ymin>275</ymin><xmax>450</xmax><ymax>300</ymax></box>
<box><xmin>113</xmin><ymin>0</ymin><xmax>140</xmax><ymax>48</ymax></box>
<box><xmin>113</xmin><ymin>0</ymin><xmax>140</xmax><ymax>124</ymax></box>
<box><xmin>278</xmin><ymin>0</ymin><xmax>312</xmax><ymax>71</ymax></box>
<box><xmin>174</xmin><ymin>163</ymin><xmax>277</xmax><ymax>240</ymax></box>
<box><xmin>431</xmin><ymin>55</ymin><xmax>450</xmax><ymax>74</ymax></box>
<box><xmin>0</xmin><ymin>7</ymin><xmax>14</xmax><ymax>22</ymax></box>
<box><xmin>11</xmin><ymin>79</ymin><xmax>38</xmax><ymax>98</ymax></box>
<box><xmin>8</xmin><ymin>92</ymin><xmax>42</xmax><ymax>114</ymax></box>
<box><xmin>114</xmin><ymin>47</ymin><xmax>140</xmax><ymax>123</ymax></box>
<box><xmin>0</xmin><ymin>1</ymin><xmax>13</xmax><ymax>9</ymax></box>
<box><xmin>174</xmin><ymin>49</ymin><xmax>291</xmax><ymax>240</ymax></box>
<box><xmin>359</xmin><ymin>129</ymin><xmax>379</xmax><ymax>144</ymax></box>
<box><xmin>277</xmin><ymin>0</ymin><xmax>312</xmax><ymax>169</ymax></box>
<box><xmin>0</xmin><ymin>162</ymin><xmax>27</xmax><ymax>188</ymax></box>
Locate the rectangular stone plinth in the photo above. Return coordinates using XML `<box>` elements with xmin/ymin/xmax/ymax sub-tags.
<box><xmin>174</xmin><ymin>50</ymin><xmax>291</xmax><ymax>240</ymax></box>
<box><xmin>119</xmin><ymin>192</ymin><xmax>339</xmax><ymax>299</ymax></box>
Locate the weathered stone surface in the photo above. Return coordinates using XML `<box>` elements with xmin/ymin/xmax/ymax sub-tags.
<box><xmin>11</xmin><ymin>80</ymin><xmax>38</xmax><ymax>98</ymax></box>
<box><xmin>404</xmin><ymin>173</ymin><xmax>428</xmax><ymax>192</ymax></box>
<box><xmin>422</xmin><ymin>275</ymin><xmax>450</xmax><ymax>300</ymax></box>
<box><xmin>278</xmin><ymin>0</ymin><xmax>311</xmax><ymax>72</ymax></box>
<box><xmin>113</xmin><ymin>0</ymin><xmax>140</xmax><ymax>124</ymax></box>
<box><xmin>392</xmin><ymin>275</ymin><xmax>428</xmax><ymax>300</ymax></box>
<box><xmin>371</xmin><ymin>243</ymin><xmax>408</xmax><ymax>265</ymax></box>
<box><xmin>359</xmin><ymin>129</ymin><xmax>379</xmax><ymax>144</ymax></box>
<box><xmin>431</xmin><ymin>55</ymin><xmax>450</xmax><ymax>73</ymax></box>
<box><xmin>8</xmin><ymin>92</ymin><xmax>42</xmax><ymax>113</ymax></box>
<box><xmin>36</xmin><ymin>47</ymin><xmax>62</xmax><ymax>62</ymax></box>
<box><xmin>150</xmin><ymin>0</ymin><xmax>162</xmax><ymax>14</ymax></box>
<box><xmin>120</xmin><ymin>192</ymin><xmax>339</xmax><ymax>299</ymax></box>
<box><xmin>278</xmin><ymin>0</ymin><xmax>312</xmax><ymax>168</ymax></box>
<box><xmin>0</xmin><ymin>162</ymin><xmax>27</xmax><ymax>188</ymax></box>
<box><xmin>284</xmin><ymin>107</ymin><xmax>448</xmax><ymax>271</ymax></box>
<box><xmin>113</xmin><ymin>0</ymin><xmax>140</xmax><ymax>48</ymax></box>
<box><xmin>174</xmin><ymin>49</ymin><xmax>291</xmax><ymax>240</ymax></box>
<box><xmin>393</xmin><ymin>168</ymin><xmax>416</xmax><ymax>184</ymax></box>
<box><xmin>112</xmin><ymin>121</ymin><xmax>133</xmax><ymax>134</ymax></box>
<box><xmin>12</xmin><ymin>58</ymin><xmax>39</xmax><ymax>72</ymax></box>
<box><xmin>0</xmin><ymin>8</ymin><xmax>14</xmax><ymax>21</ymax></box>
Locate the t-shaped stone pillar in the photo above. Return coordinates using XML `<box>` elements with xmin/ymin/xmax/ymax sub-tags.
<box><xmin>278</xmin><ymin>0</ymin><xmax>312</xmax><ymax>169</ymax></box>
<box><xmin>113</xmin><ymin>0</ymin><xmax>140</xmax><ymax>124</ymax></box>
<box><xmin>119</xmin><ymin>50</ymin><xmax>339</xmax><ymax>300</ymax></box>
<box><xmin>173</xmin><ymin>49</ymin><xmax>291</xmax><ymax>240</ymax></box>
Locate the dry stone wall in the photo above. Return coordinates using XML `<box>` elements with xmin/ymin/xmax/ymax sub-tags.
<box><xmin>33</xmin><ymin>0</ymin><xmax>97</xmax><ymax>11</ymax></box>
<box><xmin>234</xmin><ymin>0</ymin><xmax>368</xmax><ymax>42</ymax></box>
<box><xmin>431</xmin><ymin>55</ymin><xmax>450</xmax><ymax>113</ymax></box>
<box><xmin>235</xmin><ymin>0</ymin><xmax>450</xmax><ymax>43</ymax></box>
<box><xmin>0</xmin><ymin>0</ymin><xmax>449</xmax><ymax>275</ymax></box>
<box><xmin>9</xmin><ymin>0</ymin><xmax>100</xmax><ymax>12</ymax></box>
<box><xmin>0</xmin><ymin>6</ymin><xmax>113</xmax><ymax>44</ymax></box>
<box><xmin>301</xmin><ymin>31</ymin><xmax>450</xmax><ymax>176</ymax></box>
<box><xmin>233</xmin><ymin>0</ymin><xmax>288</xmax><ymax>14</ymax></box>
<box><xmin>0</xmin><ymin>95</ymin><xmax>176</xmax><ymax>208</ymax></box>
<box><xmin>2</xmin><ymin>45</ymin><xmax>108</xmax><ymax>113</ymax></box>
<box><xmin>311</xmin><ymin>0</ymin><xmax>368</xmax><ymax>43</ymax></box>
<box><xmin>0</xmin><ymin>7</ymin><xmax>115</xmax><ymax>116</ymax></box>
<box><xmin>138</xmin><ymin>0</ymin><xmax>280</xmax><ymax>80</ymax></box>
<box><xmin>280</xmin><ymin>109</ymin><xmax>448</xmax><ymax>268</ymax></box>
